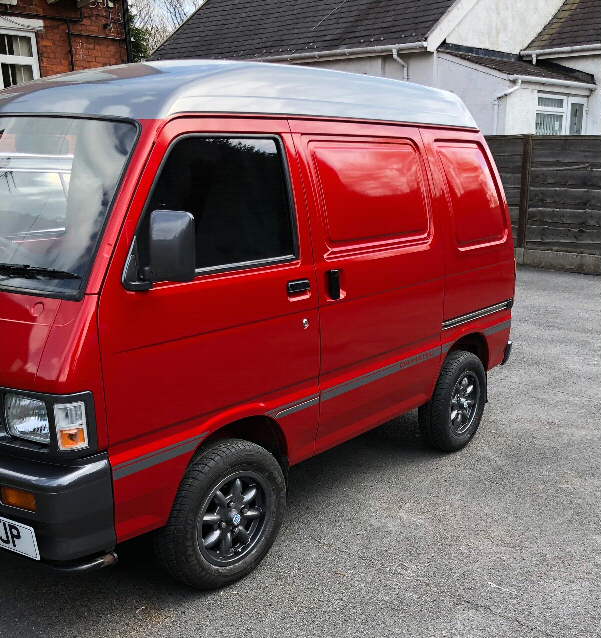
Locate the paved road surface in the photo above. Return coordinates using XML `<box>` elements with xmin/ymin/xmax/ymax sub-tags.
<box><xmin>1</xmin><ymin>267</ymin><xmax>599</xmax><ymax>638</ymax></box>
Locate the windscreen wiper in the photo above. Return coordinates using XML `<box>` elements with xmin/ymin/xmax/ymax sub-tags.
<box><xmin>0</xmin><ymin>263</ymin><xmax>81</xmax><ymax>280</ymax></box>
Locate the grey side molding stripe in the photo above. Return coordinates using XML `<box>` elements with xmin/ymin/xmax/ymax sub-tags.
<box><xmin>113</xmin><ymin>317</ymin><xmax>512</xmax><ymax>480</ymax></box>
<box><xmin>113</xmin><ymin>433</ymin><xmax>208</xmax><ymax>480</ymax></box>
<box><xmin>442</xmin><ymin>299</ymin><xmax>513</xmax><ymax>331</ymax></box>
<box><xmin>266</xmin><ymin>395</ymin><xmax>319</xmax><ymax>419</ymax></box>
<box><xmin>268</xmin><ymin>347</ymin><xmax>442</xmax><ymax>420</ymax></box>
<box><xmin>322</xmin><ymin>347</ymin><xmax>441</xmax><ymax>402</ymax></box>
<box><xmin>442</xmin><ymin>319</ymin><xmax>512</xmax><ymax>353</ymax></box>
<box><xmin>113</xmin><ymin>344</ymin><xmax>442</xmax><ymax>479</ymax></box>
<box><xmin>483</xmin><ymin>320</ymin><xmax>512</xmax><ymax>336</ymax></box>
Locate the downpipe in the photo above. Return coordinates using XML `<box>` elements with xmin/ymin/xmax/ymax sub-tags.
<box><xmin>392</xmin><ymin>48</ymin><xmax>408</xmax><ymax>81</ymax></box>
<box><xmin>493</xmin><ymin>78</ymin><xmax>521</xmax><ymax>134</ymax></box>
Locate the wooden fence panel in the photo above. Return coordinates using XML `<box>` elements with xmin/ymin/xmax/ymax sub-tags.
<box><xmin>486</xmin><ymin>136</ymin><xmax>523</xmax><ymax>243</ymax></box>
<box><xmin>485</xmin><ymin>135</ymin><xmax>601</xmax><ymax>256</ymax></box>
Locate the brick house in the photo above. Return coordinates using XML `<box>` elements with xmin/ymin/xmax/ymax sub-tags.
<box><xmin>0</xmin><ymin>0</ymin><xmax>129</xmax><ymax>87</ymax></box>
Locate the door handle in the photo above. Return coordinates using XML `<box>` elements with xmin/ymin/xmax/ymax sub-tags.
<box><xmin>287</xmin><ymin>279</ymin><xmax>311</xmax><ymax>295</ymax></box>
<box><xmin>327</xmin><ymin>269</ymin><xmax>341</xmax><ymax>300</ymax></box>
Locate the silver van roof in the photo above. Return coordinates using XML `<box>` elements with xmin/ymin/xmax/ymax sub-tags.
<box><xmin>0</xmin><ymin>60</ymin><xmax>478</xmax><ymax>129</ymax></box>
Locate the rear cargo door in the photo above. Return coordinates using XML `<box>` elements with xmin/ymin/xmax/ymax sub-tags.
<box><xmin>420</xmin><ymin>129</ymin><xmax>515</xmax><ymax>365</ymax></box>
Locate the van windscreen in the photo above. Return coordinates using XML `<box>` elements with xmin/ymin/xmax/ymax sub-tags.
<box><xmin>0</xmin><ymin>116</ymin><xmax>137</xmax><ymax>299</ymax></box>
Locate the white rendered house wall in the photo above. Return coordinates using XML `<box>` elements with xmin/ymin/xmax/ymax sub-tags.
<box><xmin>446</xmin><ymin>0</ymin><xmax>566</xmax><ymax>54</ymax></box>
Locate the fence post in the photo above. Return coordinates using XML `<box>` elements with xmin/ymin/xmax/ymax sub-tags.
<box><xmin>517</xmin><ymin>135</ymin><xmax>533</xmax><ymax>249</ymax></box>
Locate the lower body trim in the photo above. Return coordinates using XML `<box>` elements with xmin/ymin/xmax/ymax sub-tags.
<box><xmin>270</xmin><ymin>346</ymin><xmax>442</xmax><ymax>419</ymax></box>
<box><xmin>442</xmin><ymin>299</ymin><xmax>513</xmax><ymax>331</ymax></box>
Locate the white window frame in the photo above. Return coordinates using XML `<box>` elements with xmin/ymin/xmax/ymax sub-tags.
<box><xmin>536</xmin><ymin>92</ymin><xmax>588</xmax><ymax>136</ymax></box>
<box><xmin>0</xmin><ymin>28</ymin><xmax>40</xmax><ymax>89</ymax></box>
<box><xmin>567</xmin><ymin>96</ymin><xmax>587</xmax><ymax>135</ymax></box>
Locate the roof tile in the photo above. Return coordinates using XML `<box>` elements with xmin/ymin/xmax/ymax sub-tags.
<box><xmin>527</xmin><ymin>0</ymin><xmax>601</xmax><ymax>50</ymax></box>
<box><xmin>152</xmin><ymin>0</ymin><xmax>456</xmax><ymax>60</ymax></box>
<box><xmin>442</xmin><ymin>47</ymin><xmax>596</xmax><ymax>84</ymax></box>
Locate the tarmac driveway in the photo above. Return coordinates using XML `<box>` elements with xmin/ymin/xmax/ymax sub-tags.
<box><xmin>0</xmin><ymin>266</ymin><xmax>599</xmax><ymax>638</ymax></box>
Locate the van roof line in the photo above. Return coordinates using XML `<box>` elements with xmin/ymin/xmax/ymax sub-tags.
<box><xmin>0</xmin><ymin>60</ymin><xmax>478</xmax><ymax>129</ymax></box>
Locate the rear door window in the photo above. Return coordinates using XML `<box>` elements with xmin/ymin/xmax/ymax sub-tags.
<box><xmin>309</xmin><ymin>140</ymin><xmax>430</xmax><ymax>245</ymax></box>
<box><xmin>436</xmin><ymin>142</ymin><xmax>507</xmax><ymax>247</ymax></box>
<box><xmin>145</xmin><ymin>136</ymin><xmax>296</xmax><ymax>272</ymax></box>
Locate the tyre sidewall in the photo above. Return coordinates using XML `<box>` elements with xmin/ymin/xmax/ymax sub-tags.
<box><xmin>157</xmin><ymin>440</ymin><xmax>286</xmax><ymax>589</ymax></box>
<box><xmin>430</xmin><ymin>352</ymin><xmax>487</xmax><ymax>451</ymax></box>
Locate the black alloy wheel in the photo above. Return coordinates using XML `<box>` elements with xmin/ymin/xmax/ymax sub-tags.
<box><xmin>449</xmin><ymin>371</ymin><xmax>481</xmax><ymax>436</ymax></box>
<box><xmin>419</xmin><ymin>350</ymin><xmax>487</xmax><ymax>452</ymax></box>
<box><xmin>198</xmin><ymin>472</ymin><xmax>268</xmax><ymax>566</ymax></box>
<box><xmin>154</xmin><ymin>438</ymin><xmax>286</xmax><ymax>590</ymax></box>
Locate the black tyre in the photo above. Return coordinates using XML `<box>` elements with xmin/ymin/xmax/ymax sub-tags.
<box><xmin>154</xmin><ymin>438</ymin><xmax>286</xmax><ymax>589</ymax></box>
<box><xmin>418</xmin><ymin>350</ymin><xmax>486</xmax><ymax>452</ymax></box>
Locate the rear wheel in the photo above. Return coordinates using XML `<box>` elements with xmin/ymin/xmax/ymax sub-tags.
<box><xmin>419</xmin><ymin>350</ymin><xmax>486</xmax><ymax>452</ymax></box>
<box><xmin>154</xmin><ymin>438</ymin><xmax>286</xmax><ymax>589</ymax></box>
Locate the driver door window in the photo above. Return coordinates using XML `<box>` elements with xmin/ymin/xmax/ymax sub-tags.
<box><xmin>145</xmin><ymin>136</ymin><xmax>297</xmax><ymax>273</ymax></box>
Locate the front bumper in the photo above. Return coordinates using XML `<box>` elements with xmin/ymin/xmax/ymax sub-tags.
<box><xmin>0</xmin><ymin>452</ymin><xmax>115</xmax><ymax>565</ymax></box>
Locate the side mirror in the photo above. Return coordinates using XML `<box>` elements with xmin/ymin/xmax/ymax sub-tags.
<box><xmin>144</xmin><ymin>210</ymin><xmax>196</xmax><ymax>283</ymax></box>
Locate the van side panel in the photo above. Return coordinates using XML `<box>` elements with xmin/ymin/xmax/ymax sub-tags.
<box><xmin>290</xmin><ymin>119</ymin><xmax>445</xmax><ymax>453</ymax></box>
<box><xmin>99</xmin><ymin>117</ymin><xmax>320</xmax><ymax>542</ymax></box>
<box><xmin>420</xmin><ymin>128</ymin><xmax>515</xmax><ymax>366</ymax></box>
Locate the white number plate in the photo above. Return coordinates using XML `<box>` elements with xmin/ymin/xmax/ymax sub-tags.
<box><xmin>0</xmin><ymin>516</ymin><xmax>40</xmax><ymax>560</ymax></box>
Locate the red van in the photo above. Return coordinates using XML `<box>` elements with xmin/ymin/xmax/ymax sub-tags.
<box><xmin>0</xmin><ymin>61</ymin><xmax>514</xmax><ymax>588</ymax></box>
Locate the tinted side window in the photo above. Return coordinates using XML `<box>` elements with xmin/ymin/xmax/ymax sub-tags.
<box><xmin>147</xmin><ymin>137</ymin><xmax>295</xmax><ymax>270</ymax></box>
<box><xmin>310</xmin><ymin>141</ymin><xmax>429</xmax><ymax>244</ymax></box>
<box><xmin>436</xmin><ymin>142</ymin><xmax>507</xmax><ymax>247</ymax></box>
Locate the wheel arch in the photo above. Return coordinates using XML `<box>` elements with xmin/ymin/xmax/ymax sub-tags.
<box><xmin>445</xmin><ymin>332</ymin><xmax>490</xmax><ymax>370</ymax></box>
<box><xmin>199</xmin><ymin>415</ymin><xmax>290</xmax><ymax>475</ymax></box>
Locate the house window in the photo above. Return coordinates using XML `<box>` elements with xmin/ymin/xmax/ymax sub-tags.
<box><xmin>536</xmin><ymin>93</ymin><xmax>587</xmax><ymax>135</ymax></box>
<box><xmin>569</xmin><ymin>102</ymin><xmax>585</xmax><ymax>135</ymax></box>
<box><xmin>0</xmin><ymin>30</ymin><xmax>39</xmax><ymax>89</ymax></box>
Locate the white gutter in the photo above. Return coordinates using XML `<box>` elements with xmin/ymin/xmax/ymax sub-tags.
<box><xmin>507</xmin><ymin>74</ymin><xmax>596</xmax><ymax>90</ymax></box>
<box><xmin>521</xmin><ymin>43</ymin><xmax>601</xmax><ymax>59</ymax></box>
<box><xmin>391</xmin><ymin>48</ymin><xmax>408</xmax><ymax>81</ymax></box>
<box><xmin>257</xmin><ymin>41</ymin><xmax>427</xmax><ymax>63</ymax></box>
<box><xmin>493</xmin><ymin>79</ymin><xmax>521</xmax><ymax>135</ymax></box>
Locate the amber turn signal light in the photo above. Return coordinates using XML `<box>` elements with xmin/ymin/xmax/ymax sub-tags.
<box><xmin>54</xmin><ymin>402</ymin><xmax>89</xmax><ymax>451</ymax></box>
<box><xmin>58</xmin><ymin>427</ymin><xmax>87</xmax><ymax>450</ymax></box>
<box><xmin>0</xmin><ymin>486</ymin><xmax>37</xmax><ymax>512</ymax></box>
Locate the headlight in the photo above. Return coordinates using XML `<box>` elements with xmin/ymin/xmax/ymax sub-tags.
<box><xmin>2</xmin><ymin>392</ymin><xmax>93</xmax><ymax>454</ymax></box>
<box><xmin>54</xmin><ymin>401</ymin><xmax>88</xmax><ymax>451</ymax></box>
<box><xmin>4</xmin><ymin>394</ymin><xmax>50</xmax><ymax>444</ymax></box>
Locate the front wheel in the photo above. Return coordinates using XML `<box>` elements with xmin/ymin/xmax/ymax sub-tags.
<box><xmin>154</xmin><ymin>439</ymin><xmax>286</xmax><ymax>589</ymax></box>
<box><xmin>419</xmin><ymin>350</ymin><xmax>487</xmax><ymax>452</ymax></box>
